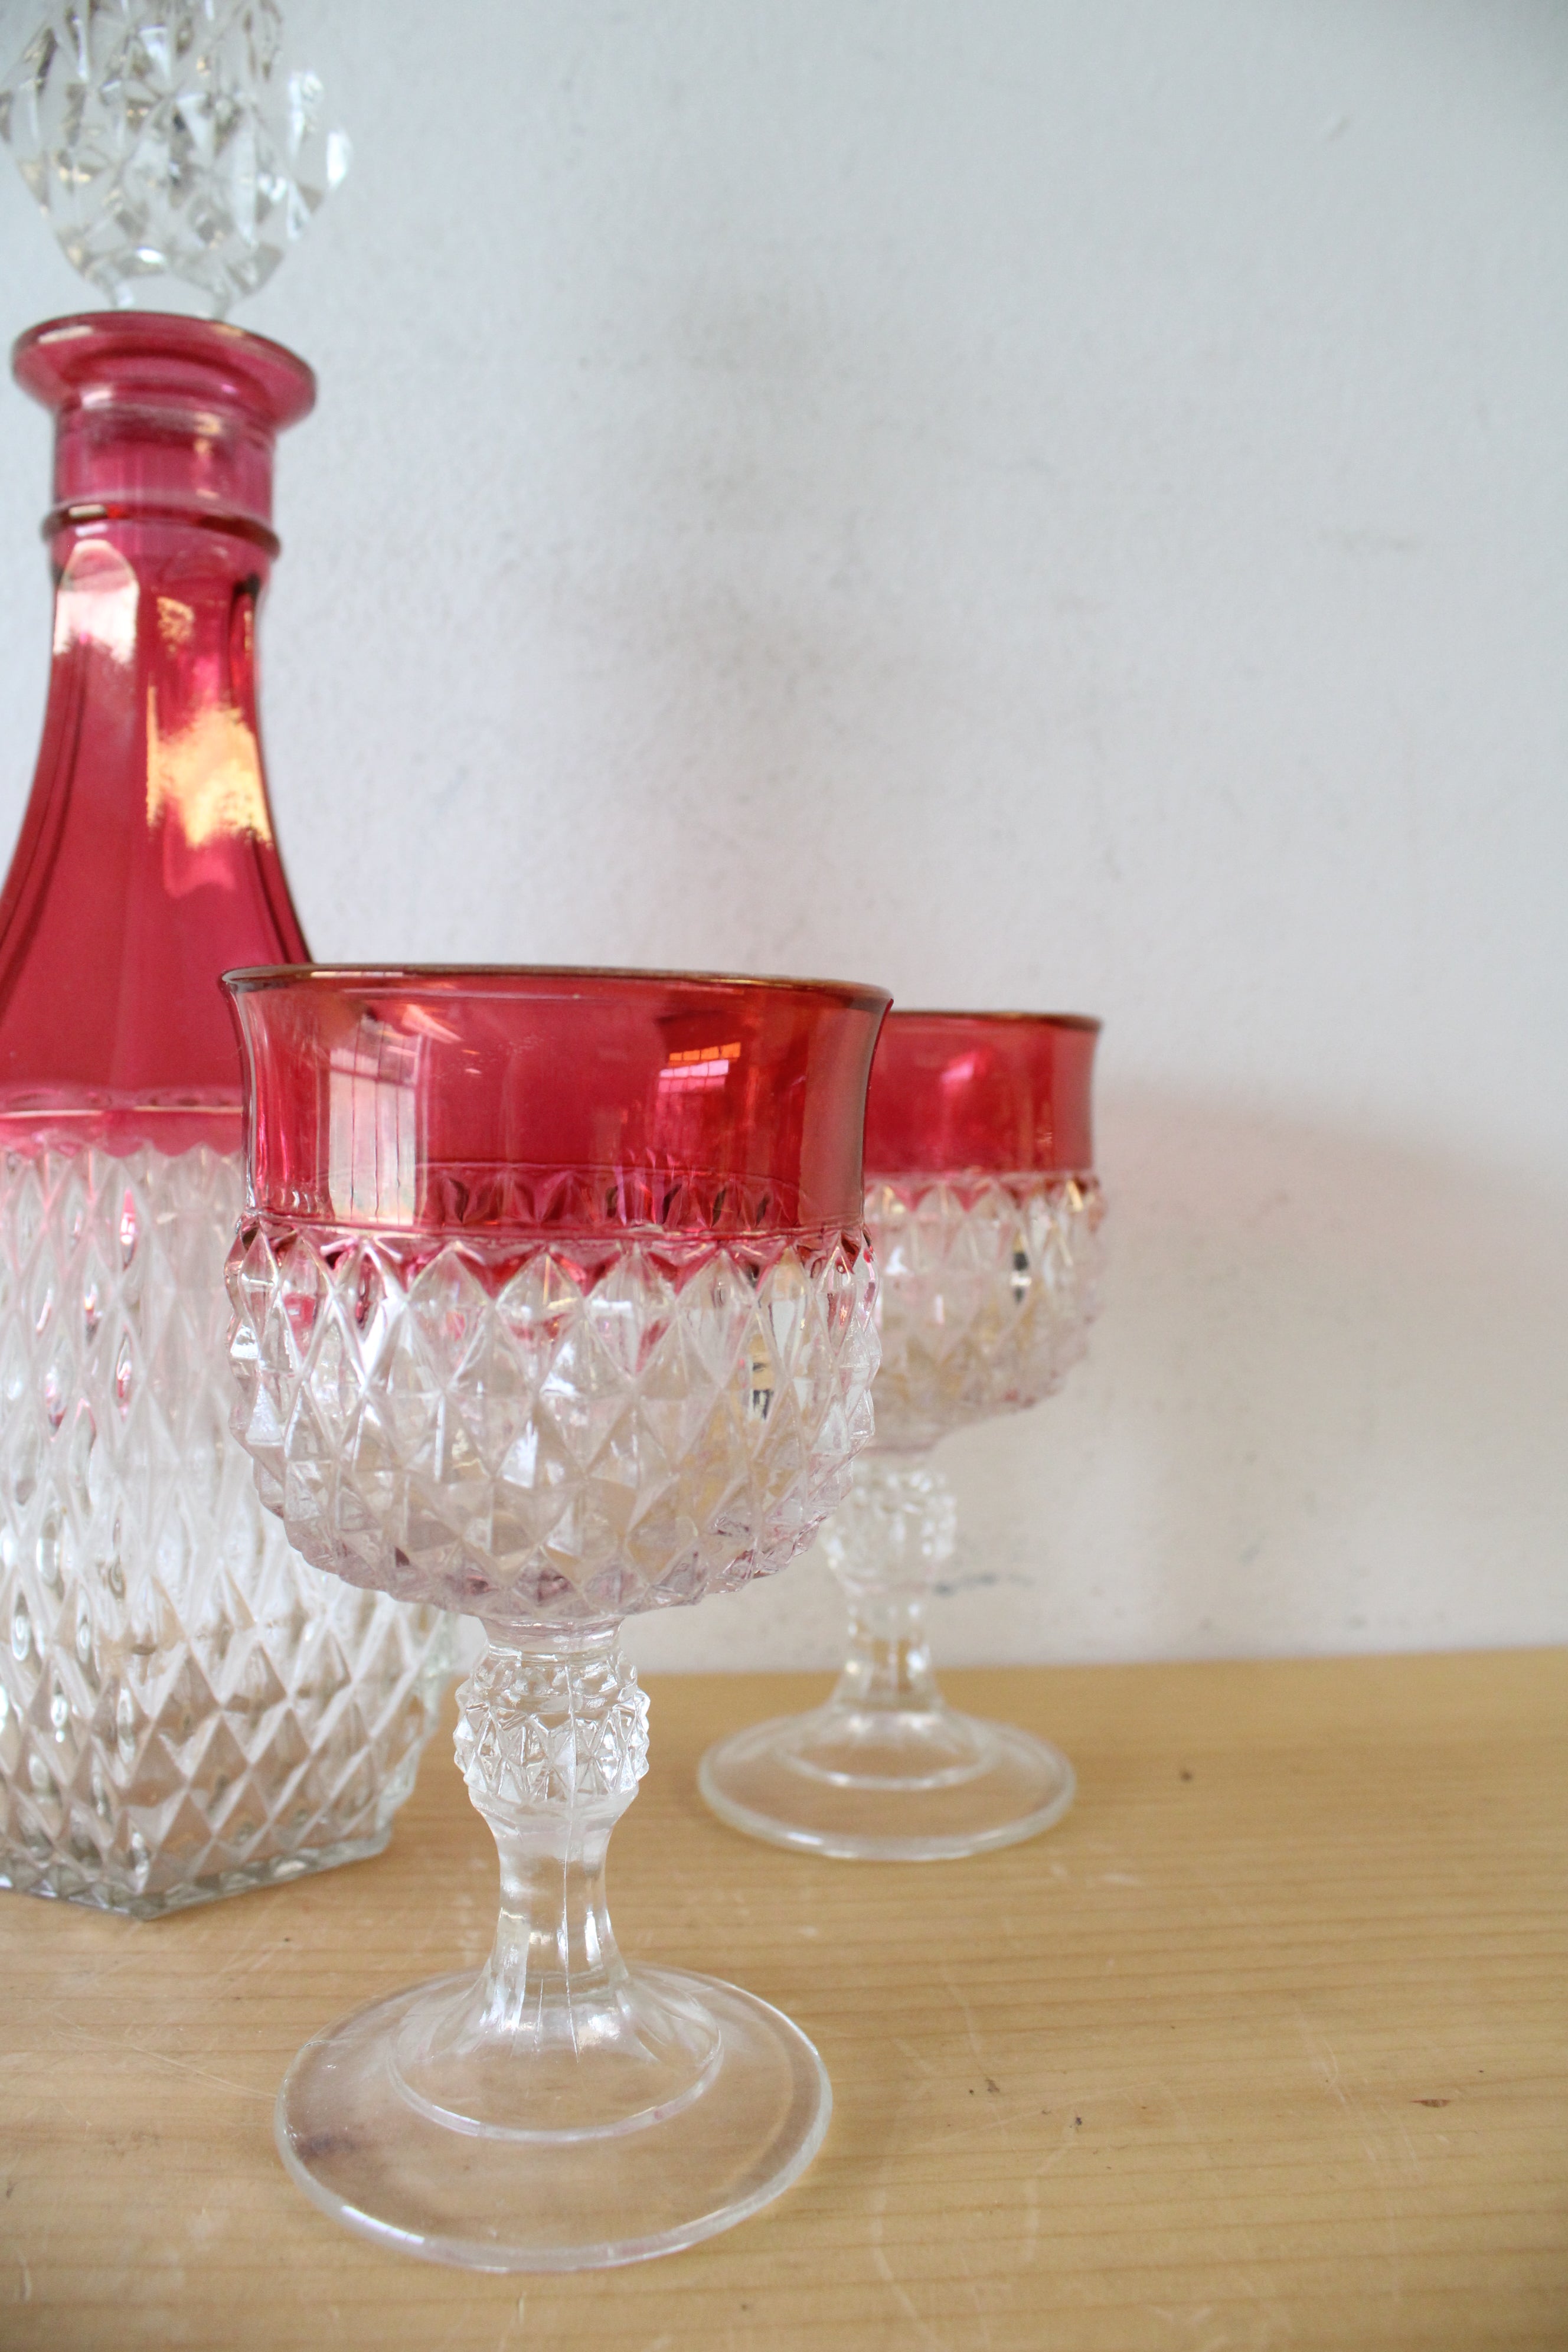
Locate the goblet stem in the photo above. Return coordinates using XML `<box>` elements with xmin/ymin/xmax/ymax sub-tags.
<box><xmin>698</xmin><ymin>1451</ymin><xmax>1076</xmax><ymax>1858</ymax></box>
<box><xmin>834</xmin><ymin>1588</ymin><xmax>942</xmax><ymax>1710</ymax></box>
<box><xmin>458</xmin><ymin>1629</ymin><xmax>643</xmax><ymax>2039</ymax></box>
<box><xmin>390</xmin><ymin>1626</ymin><xmax>727</xmax><ymax>2138</ymax></box>
<box><xmin>824</xmin><ymin>1453</ymin><xmax>955</xmax><ymax>1718</ymax></box>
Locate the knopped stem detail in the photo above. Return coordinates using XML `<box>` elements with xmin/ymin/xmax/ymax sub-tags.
<box><xmin>390</xmin><ymin>1628</ymin><xmax>721</xmax><ymax>2141</ymax></box>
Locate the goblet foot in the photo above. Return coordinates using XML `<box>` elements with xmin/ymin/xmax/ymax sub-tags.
<box><xmin>699</xmin><ymin>1701</ymin><xmax>1074</xmax><ymax>1861</ymax></box>
<box><xmin>276</xmin><ymin>1962</ymin><xmax>829</xmax><ymax>2271</ymax></box>
<box><xmin>701</xmin><ymin>1455</ymin><xmax>1075</xmax><ymax>1858</ymax></box>
<box><xmin>272</xmin><ymin>1631</ymin><xmax>831</xmax><ymax>2269</ymax></box>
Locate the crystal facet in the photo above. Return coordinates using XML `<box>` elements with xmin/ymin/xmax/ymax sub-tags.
<box><xmin>456</xmin><ymin>1643</ymin><xmax>650</xmax><ymax>1816</ymax></box>
<box><xmin>0</xmin><ymin>0</ymin><xmax>349</xmax><ymax>314</ymax></box>
<box><xmin>0</xmin><ymin>1145</ymin><xmax>452</xmax><ymax>1916</ymax></box>
<box><xmin>228</xmin><ymin>1225</ymin><xmax>881</xmax><ymax>1629</ymax></box>
<box><xmin>870</xmin><ymin>1174</ymin><xmax>1105</xmax><ymax>1451</ymax></box>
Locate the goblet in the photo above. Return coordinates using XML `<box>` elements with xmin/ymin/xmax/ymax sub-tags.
<box><xmin>223</xmin><ymin>966</ymin><xmax>886</xmax><ymax>2269</ymax></box>
<box><xmin>700</xmin><ymin>1011</ymin><xmax>1102</xmax><ymax>1861</ymax></box>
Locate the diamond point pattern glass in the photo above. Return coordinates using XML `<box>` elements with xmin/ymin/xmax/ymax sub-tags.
<box><xmin>0</xmin><ymin>316</ymin><xmax>452</xmax><ymax>1916</ymax></box>
<box><xmin>227</xmin><ymin>1226</ymin><xmax>876</xmax><ymax>1628</ymax></box>
<box><xmin>699</xmin><ymin>1010</ymin><xmax>1103</xmax><ymax>1862</ymax></box>
<box><xmin>867</xmin><ymin>1172</ymin><xmax>1103</xmax><ymax>1451</ymax></box>
<box><xmin>0</xmin><ymin>0</ymin><xmax>351</xmax><ymax>315</ymax></box>
<box><xmin>0</xmin><ymin>1145</ymin><xmax>453</xmax><ymax>1914</ymax></box>
<box><xmin>223</xmin><ymin>966</ymin><xmax>887</xmax><ymax>2270</ymax></box>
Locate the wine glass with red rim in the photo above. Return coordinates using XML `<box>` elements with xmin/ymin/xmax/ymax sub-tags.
<box><xmin>224</xmin><ymin>963</ymin><xmax>887</xmax><ymax>2269</ymax></box>
<box><xmin>699</xmin><ymin>1009</ymin><xmax>1103</xmax><ymax>1861</ymax></box>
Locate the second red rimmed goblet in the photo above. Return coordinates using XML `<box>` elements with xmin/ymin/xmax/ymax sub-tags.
<box><xmin>222</xmin><ymin>966</ymin><xmax>886</xmax><ymax>2270</ymax></box>
<box><xmin>699</xmin><ymin>1011</ymin><xmax>1102</xmax><ymax>1861</ymax></box>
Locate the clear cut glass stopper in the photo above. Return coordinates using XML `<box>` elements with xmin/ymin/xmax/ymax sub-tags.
<box><xmin>0</xmin><ymin>0</ymin><xmax>351</xmax><ymax>315</ymax></box>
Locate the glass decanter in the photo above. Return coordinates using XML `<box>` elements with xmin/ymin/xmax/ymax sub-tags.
<box><xmin>0</xmin><ymin>316</ymin><xmax>451</xmax><ymax>1915</ymax></box>
<box><xmin>224</xmin><ymin>965</ymin><xmax>887</xmax><ymax>2269</ymax></box>
<box><xmin>700</xmin><ymin>1010</ymin><xmax>1103</xmax><ymax>1860</ymax></box>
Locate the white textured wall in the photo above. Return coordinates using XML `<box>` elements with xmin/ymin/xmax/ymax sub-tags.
<box><xmin>1</xmin><ymin>2</ymin><xmax>1564</xmax><ymax>1670</ymax></box>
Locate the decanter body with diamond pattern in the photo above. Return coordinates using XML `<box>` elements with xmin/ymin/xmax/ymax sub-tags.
<box><xmin>0</xmin><ymin>314</ymin><xmax>451</xmax><ymax>1915</ymax></box>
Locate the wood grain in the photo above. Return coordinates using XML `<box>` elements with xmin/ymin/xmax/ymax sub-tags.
<box><xmin>0</xmin><ymin>1651</ymin><xmax>1563</xmax><ymax>2351</ymax></box>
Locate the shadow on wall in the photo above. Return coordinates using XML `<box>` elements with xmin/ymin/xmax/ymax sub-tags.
<box><xmin>626</xmin><ymin>1084</ymin><xmax>1568</xmax><ymax>1674</ymax></box>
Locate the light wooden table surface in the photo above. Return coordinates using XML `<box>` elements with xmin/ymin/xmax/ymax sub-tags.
<box><xmin>1</xmin><ymin>1651</ymin><xmax>1563</xmax><ymax>2351</ymax></box>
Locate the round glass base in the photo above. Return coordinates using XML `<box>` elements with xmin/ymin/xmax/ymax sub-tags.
<box><xmin>275</xmin><ymin>1964</ymin><xmax>831</xmax><ymax>2271</ymax></box>
<box><xmin>698</xmin><ymin>1703</ymin><xmax>1076</xmax><ymax>1861</ymax></box>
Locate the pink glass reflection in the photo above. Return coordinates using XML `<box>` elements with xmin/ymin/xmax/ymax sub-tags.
<box><xmin>0</xmin><ymin>313</ymin><xmax>312</xmax><ymax>1154</ymax></box>
<box><xmin>230</xmin><ymin>965</ymin><xmax>882</xmax><ymax>1242</ymax></box>
<box><xmin>863</xmin><ymin>1009</ymin><xmax>1097</xmax><ymax>1181</ymax></box>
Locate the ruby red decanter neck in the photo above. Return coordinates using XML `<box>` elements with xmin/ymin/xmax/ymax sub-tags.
<box><xmin>0</xmin><ymin>312</ymin><xmax>313</xmax><ymax>1154</ymax></box>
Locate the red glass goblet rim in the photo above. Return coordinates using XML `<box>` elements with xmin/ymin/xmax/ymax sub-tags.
<box><xmin>863</xmin><ymin>1008</ymin><xmax>1100</xmax><ymax>1181</ymax></box>
<box><xmin>224</xmin><ymin>963</ymin><xmax>890</xmax><ymax>1240</ymax></box>
<box><xmin>223</xmin><ymin>962</ymin><xmax>888</xmax><ymax>1008</ymax></box>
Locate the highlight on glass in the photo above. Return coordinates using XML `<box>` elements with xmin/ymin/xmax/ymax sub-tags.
<box><xmin>222</xmin><ymin>965</ymin><xmax>888</xmax><ymax>2270</ymax></box>
<box><xmin>699</xmin><ymin>1010</ymin><xmax>1103</xmax><ymax>1861</ymax></box>
<box><xmin>0</xmin><ymin>315</ymin><xmax>451</xmax><ymax>1917</ymax></box>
